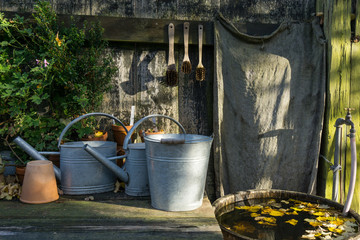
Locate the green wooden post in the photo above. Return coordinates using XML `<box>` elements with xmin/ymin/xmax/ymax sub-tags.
<box><xmin>319</xmin><ymin>0</ymin><xmax>353</xmax><ymax>208</ymax></box>
<box><xmin>347</xmin><ymin>0</ymin><xmax>360</xmax><ymax>213</ymax></box>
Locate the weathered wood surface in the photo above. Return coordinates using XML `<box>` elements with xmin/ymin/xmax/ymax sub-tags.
<box><xmin>3</xmin><ymin>12</ymin><xmax>214</xmax><ymax>45</ymax></box>
<box><xmin>319</xmin><ymin>0</ymin><xmax>360</xmax><ymax>213</ymax></box>
<box><xmin>1</xmin><ymin>0</ymin><xmax>314</xmax><ymax>23</ymax></box>
<box><xmin>0</xmin><ymin>193</ymin><xmax>223</xmax><ymax>240</ymax></box>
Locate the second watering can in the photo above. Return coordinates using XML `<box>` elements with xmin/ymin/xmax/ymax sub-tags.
<box><xmin>13</xmin><ymin>112</ymin><xmax>129</xmax><ymax>195</ymax></box>
<box><xmin>83</xmin><ymin>114</ymin><xmax>186</xmax><ymax>197</ymax></box>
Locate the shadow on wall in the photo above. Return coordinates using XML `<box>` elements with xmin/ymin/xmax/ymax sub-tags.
<box><xmin>120</xmin><ymin>51</ymin><xmax>166</xmax><ymax>95</ymax></box>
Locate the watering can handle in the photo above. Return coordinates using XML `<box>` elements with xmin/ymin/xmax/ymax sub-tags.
<box><xmin>58</xmin><ymin>112</ymin><xmax>128</xmax><ymax>149</ymax></box>
<box><xmin>123</xmin><ymin>114</ymin><xmax>186</xmax><ymax>150</ymax></box>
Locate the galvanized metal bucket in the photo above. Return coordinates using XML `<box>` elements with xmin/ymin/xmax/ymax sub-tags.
<box><xmin>122</xmin><ymin>114</ymin><xmax>186</xmax><ymax>197</ymax></box>
<box><xmin>57</xmin><ymin>113</ymin><xmax>128</xmax><ymax>195</ymax></box>
<box><xmin>134</xmin><ymin>115</ymin><xmax>213</xmax><ymax>211</ymax></box>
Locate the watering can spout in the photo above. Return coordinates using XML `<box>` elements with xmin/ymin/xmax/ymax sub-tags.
<box><xmin>12</xmin><ymin>136</ymin><xmax>61</xmax><ymax>181</ymax></box>
<box><xmin>83</xmin><ymin>144</ymin><xmax>129</xmax><ymax>183</ymax></box>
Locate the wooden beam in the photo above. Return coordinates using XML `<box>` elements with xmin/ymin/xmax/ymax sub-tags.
<box><xmin>2</xmin><ymin>12</ymin><xmax>214</xmax><ymax>46</ymax></box>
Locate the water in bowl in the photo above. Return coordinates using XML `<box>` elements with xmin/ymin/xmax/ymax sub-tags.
<box><xmin>217</xmin><ymin>198</ymin><xmax>359</xmax><ymax>240</ymax></box>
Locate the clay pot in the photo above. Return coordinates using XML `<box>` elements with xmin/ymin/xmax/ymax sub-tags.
<box><xmin>20</xmin><ymin>160</ymin><xmax>59</xmax><ymax>204</ymax></box>
<box><xmin>81</xmin><ymin>131</ymin><xmax>108</xmax><ymax>141</ymax></box>
<box><xmin>112</xmin><ymin>125</ymin><xmax>133</xmax><ymax>146</ymax></box>
<box><xmin>139</xmin><ymin>130</ymin><xmax>165</xmax><ymax>143</ymax></box>
<box><xmin>15</xmin><ymin>166</ymin><xmax>26</xmax><ymax>184</ymax></box>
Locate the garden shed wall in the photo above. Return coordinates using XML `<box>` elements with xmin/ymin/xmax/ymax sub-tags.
<box><xmin>2</xmin><ymin>0</ymin><xmax>316</xmax><ymax>202</ymax></box>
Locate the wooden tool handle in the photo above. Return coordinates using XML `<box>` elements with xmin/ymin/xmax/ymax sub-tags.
<box><xmin>198</xmin><ymin>25</ymin><xmax>203</xmax><ymax>65</ymax></box>
<box><xmin>168</xmin><ymin>23</ymin><xmax>175</xmax><ymax>65</ymax></box>
<box><xmin>184</xmin><ymin>22</ymin><xmax>189</xmax><ymax>57</ymax></box>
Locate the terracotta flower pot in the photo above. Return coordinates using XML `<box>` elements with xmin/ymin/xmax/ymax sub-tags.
<box><xmin>20</xmin><ymin>160</ymin><xmax>59</xmax><ymax>204</ymax></box>
<box><xmin>81</xmin><ymin>131</ymin><xmax>108</xmax><ymax>141</ymax></box>
<box><xmin>15</xmin><ymin>166</ymin><xmax>26</xmax><ymax>184</ymax></box>
<box><xmin>112</xmin><ymin>125</ymin><xmax>133</xmax><ymax>146</ymax></box>
<box><xmin>139</xmin><ymin>130</ymin><xmax>165</xmax><ymax>143</ymax></box>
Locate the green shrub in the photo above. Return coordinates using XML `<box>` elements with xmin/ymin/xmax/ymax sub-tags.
<box><xmin>0</xmin><ymin>0</ymin><xmax>117</xmax><ymax>162</ymax></box>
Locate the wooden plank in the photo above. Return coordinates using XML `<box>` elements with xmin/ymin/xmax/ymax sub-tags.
<box><xmin>0</xmin><ymin>194</ymin><xmax>223</xmax><ymax>239</ymax></box>
<box><xmin>2</xmin><ymin>12</ymin><xmax>214</xmax><ymax>45</ymax></box>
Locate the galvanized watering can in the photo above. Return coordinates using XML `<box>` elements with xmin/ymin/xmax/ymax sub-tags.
<box><xmin>13</xmin><ymin>112</ymin><xmax>130</xmax><ymax>195</ymax></box>
<box><xmin>83</xmin><ymin>114</ymin><xmax>186</xmax><ymax>197</ymax></box>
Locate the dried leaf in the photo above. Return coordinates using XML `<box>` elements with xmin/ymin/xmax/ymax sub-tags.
<box><xmin>285</xmin><ymin>211</ymin><xmax>299</xmax><ymax>215</ymax></box>
<box><xmin>263</xmin><ymin>217</ymin><xmax>276</xmax><ymax>223</ymax></box>
<box><xmin>262</xmin><ymin>208</ymin><xmax>285</xmax><ymax>217</ymax></box>
<box><xmin>301</xmin><ymin>233</ymin><xmax>316</xmax><ymax>239</ymax></box>
<box><xmin>114</xmin><ymin>181</ymin><xmax>121</xmax><ymax>193</ymax></box>
<box><xmin>250</xmin><ymin>212</ymin><xmax>261</xmax><ymax>218</ymax></box>
<box><xmin>291</xmin><ymin>206</ymin><xmax>305</xmax><ymax>212</ymax></box>
<box><xmin>328</xmin><ymin>227</ymin><xmax>344</xmax><ymax>234</ymax></box>
<box><xmin>312</xmin><ymin>211</ymin><xmax>326</xmax><ymax>216</ymax></box>
<box><xmin>236</xmin><ymin>205</ymin><xmax>263</xmax><ymax>213</ymax></box>
<box><xmin>286</xmin><ymin>219</ymin><xmax>298</xmax><ymax>226</ymax></box>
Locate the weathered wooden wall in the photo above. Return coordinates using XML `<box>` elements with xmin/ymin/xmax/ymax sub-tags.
<box><xmin>1</xmin><ymin>0</ymin><xmax>313</xmax><ymax>21</ymax></box>
<box><xmin>2</xmin><ymin>0</ymin><xmax>315</xmax><ymax>202</ymax></box>
<box><xmin>317</xmin><ymin>0</ymin><xmax>360</xmax><ymax>213</ymax></box>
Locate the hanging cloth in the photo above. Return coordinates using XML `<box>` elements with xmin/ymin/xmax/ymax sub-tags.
<box><xmin>213</xmin><ymin>13</ymin><xmax>326</xmax><ymax>198</ymax></box>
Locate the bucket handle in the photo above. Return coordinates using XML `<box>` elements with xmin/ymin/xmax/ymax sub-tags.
<box><xmin>123</xmin><ymin>114</ymin><xmax>186</xmax><ymax>150</ymax></box>
<box><xmin>58</xmin><ymin>112</ymin><xmax>128</xmax><ymax>149</ymax></box>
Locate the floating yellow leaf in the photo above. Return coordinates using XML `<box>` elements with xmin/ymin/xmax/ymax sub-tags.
<box><xmin>305</xmin><ymin>218</ymin><xmax>323</xmax><ymax>227</ymax></box>
<box><xmin>263</xmin><ymin>217</ymin><xmax>276</xmax><ymax>223</ymax></box>
<box><xmin>290</xmin><ymin>207</ymin><xmax>304</xmax><ymax>212</ymax></box>
<box><xmin>328</xmin><ymin>227</ymin><xmax>344</xmax><ymax>234</ymax></box>
<box><xmin>285</xmin><ymin>219</ymin><xmax>298</xmax><ymax>226</ymax></box>
<box><xmin>268</xmin><ymin>209</ymin><xmax>285</xmax><ymax>217</ymax></box>
<box><xmin>309</xmin><ymin>221</ymin><xmax>323</xmax><ymax>227</ymax></box>
<box><xmin>235</xmin><ymin>205</ymin><xmax>249</xmax><ymax>210</ymax></box>
<box><xmin>329</xmin><ymin>218</ymin><xmax>344</xmax><ymax>226</ymax></box>
<box><xmin>254</xmin><ymin>216</ymin><xmax>265</xmax><ymax>221</ymax></box>
<box><xmin>267</xmin><ymin>199</ymin><xmax>276</xmax><ymax>204</ymax></box>
<box><xmin>247</xmin><ymin>205</ymin><xmax>263</xmax><ymax>212</ymax></box>
<box><xmin>285</xmin><ymin>211</ymin><xmax>298</xmax><ymax>215</ymax></box>
<box><xmin>316</xmin><ymin>216</ymin><xmax>328</xmax><ymax>222</ymax></box>
<box><xmin>235</xmin><ymin>205</ymin><xmax>262</xmax><ymax>212</ymax></box>
<box><xmin>301</xmin><ymin>233</ymin><xmax>315</xmax><ymax>239</ymax></box>
<box><xmin>250</xmin><ymin>213</ymin><xmax>261</xmax><ymax>217</ymax></box>
<box><xmin>312</xmin><ymin>211</ymin><xmax>326</xmax><ymax>216</ymax></box>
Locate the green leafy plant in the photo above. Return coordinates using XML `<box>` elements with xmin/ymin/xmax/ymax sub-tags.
<box><xmin>0</xmin><ymin>0</ymin><xmax>117</xmax><ymax>162</ymax></box>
